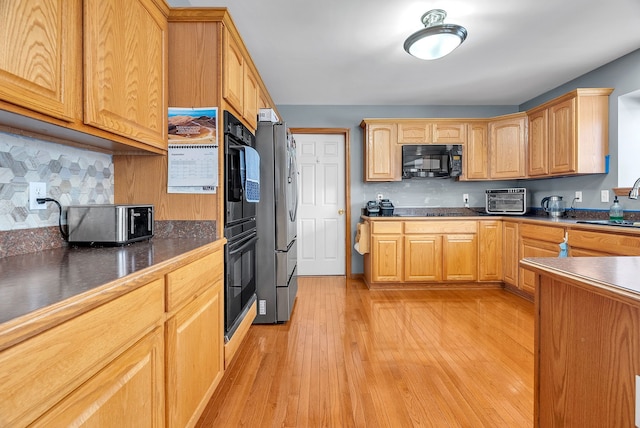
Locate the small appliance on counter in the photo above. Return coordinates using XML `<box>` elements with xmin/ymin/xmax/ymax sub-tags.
<box><xmin>541</xmin><ymin>195</ymin><xmax>566</xmax><ymax>218</ymax></box>
<box><xmin>379</xmin><ymin>199</ymin><xmax>395</xmax><ymax>216</ymax></box>
<box><xmin>67</xmin><ymin>204</ymin><xmax>153</xmax><ymax>245</ymax></box>
<box><xmin>486</xmin><ymin>188</ymin><xmax>529</xmax><ymax>215</ymax></box>
<box><xmin>365</xmin><ymin>201</ymin><xmax>380</xmax><ymax>216</ymax></box>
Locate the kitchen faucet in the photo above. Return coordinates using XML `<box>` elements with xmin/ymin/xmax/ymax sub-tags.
<box><xmin>629</xmin><ymin>177</ymin><xmax>640</xmax><ymax>199</ymax></box>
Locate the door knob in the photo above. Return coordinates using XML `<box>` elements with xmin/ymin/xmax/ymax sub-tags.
<box><xmin>338</xmin><ymin>209</ymin><xmax>345</xmax><ymax>215</ymax></box>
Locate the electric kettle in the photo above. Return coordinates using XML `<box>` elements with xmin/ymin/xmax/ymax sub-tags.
<box><xmin>541</xmin><ymin>195</ymin><xmax>566</xmax><ymax>218</ymax></box>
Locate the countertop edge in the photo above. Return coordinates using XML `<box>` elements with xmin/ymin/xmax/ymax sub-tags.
<box><xmin>0</xmin><ymin>238</ymin><xmax>226</xmax><ymax>352</ymax></box>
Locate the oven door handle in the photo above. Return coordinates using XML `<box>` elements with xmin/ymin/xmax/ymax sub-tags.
<box><xmin>229</xmin><ymin>234</ymin><xmax>258</xmax><ymax>255</ymax></box>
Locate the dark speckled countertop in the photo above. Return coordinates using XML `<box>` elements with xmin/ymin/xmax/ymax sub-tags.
<box><xmin>0</xmin><ymin>237</ymin><xmax>219</xmax><ymax>325</ymax></box>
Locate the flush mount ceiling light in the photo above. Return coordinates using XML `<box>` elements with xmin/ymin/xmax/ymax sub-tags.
<box><xmin>404</xmin><ymin>9</ymin><xmax>467</xmax><ymax>60</ymax></box>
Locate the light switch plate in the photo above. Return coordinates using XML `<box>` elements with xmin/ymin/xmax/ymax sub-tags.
<box><xmin>601</xmin><ymin>190</ymin><xmax>610</xmax><ymax>203</ymax></box>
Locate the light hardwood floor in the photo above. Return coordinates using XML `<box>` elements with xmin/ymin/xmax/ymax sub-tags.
<box><xmin>197</xmin><ymin>277</ymin><xmax>534</xmax><ymax>427</ymax></box>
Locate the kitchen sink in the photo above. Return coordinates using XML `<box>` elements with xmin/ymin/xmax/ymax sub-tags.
<box><xmin>576</xmin><ymin>219</ymin><xmax>640</xmax><ymax>228</ymax></box>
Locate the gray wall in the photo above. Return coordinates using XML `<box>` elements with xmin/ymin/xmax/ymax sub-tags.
<box><xmin>278</xmin><ymin>48</ymin><xmax>640</xmax><ymax>275</ymax></box>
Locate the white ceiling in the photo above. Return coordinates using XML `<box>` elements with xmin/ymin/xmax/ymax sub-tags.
<box><xmin>167</xmin><ymin>0</ymin><xmax>640</xmax><ymax>106</ymax></box>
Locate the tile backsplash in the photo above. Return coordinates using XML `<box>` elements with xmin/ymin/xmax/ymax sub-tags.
<box><xmin>0</xmin><ymin>131</ymin><xmax>113</xmax><ymax>231</ymax></box>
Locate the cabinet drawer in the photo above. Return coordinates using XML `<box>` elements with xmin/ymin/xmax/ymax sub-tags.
<box><xmin>166</xmin><ymin>250</ymin><xmax>223</xmax><ymax>312</ymax></box>
<box><xmin>370</xmin><ymin>221</ymin><xmax>403</xmax><ymax>234</ymax></box>
<box><xmin>568</xmin><ymin>230</ymin><xmax>640</xmax><ymax>256</ymax></box>
<box><xmin>405</xmin><ymin>221</ymin><xmax>477</xmax><ymax>234</ymax></box>
<box><xmin>0</xmin><ymin>278</ymin><xmax>164</xmax><ymax>427</ymax></box>
<box><xmin>520</xmin><ymin>223</ymin><xmax>565</xmax><ymax>242</ymax></box>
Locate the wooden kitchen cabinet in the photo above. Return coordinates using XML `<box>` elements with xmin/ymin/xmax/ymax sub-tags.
<box><xmin>397</xmin><ymin>121</ymin><xmax>432</xmax><ymax>144</ymax></box>
<box><xmin>527</xmin><ymin>88</ymin><xmax>612</xmax><ymax>177</ymax></box>
<box><xmin>166</xmin><ymin>250</ymin><xmax>225</xmax><ymax>428</ymax></box>
<box><xmin>84</xmin><ymin>0</ymin><xmax>168</xmax><ymax>149</ymax></box>
<box><xmin>362</xmin><ymin>121</ymin><xmax>401</xmax><ymax>181</ymax></box>
<box><xmin>32</xmin><ymin>327</ymin><xmax>164</xmax><ymax>427</ymax></box>
<box><xmin>568</xmin><ymin>229</ymin><xmax>640</xmax><ymax>257</ymax></box>
<box><xmin>370</xmin><ymin>222</ymin><xmax>404</xmax><ymax>282</ymax></box>
<box><xmin>443</xmin><ymin>234</ymin><xmax>477</xmax><ymax>281</ymax></box>
<box><xmin>432</xmin><ymin>122</ymin><xmax>467</xmax><ymax>144</ymax></box>
<box><xmin>0</xmin><ymin>0</ymin><xmax>80</xmax><ymax>122</ymax></box>
<box><xmin>502</xmin><ymin>221</ymin><xmax>519</xmax><ymax>287</ymax></box>
<box><xmin>478</xmin><ymin>220</ymin><xmax>502</xmax><ymax>281</ymax></box>
<box><xmin>527</xmin><ymin>108</ymin><xmax>549</xmax><ymax>176</ymax></box>
<box><xmin>243</xmin><ymin>65</ymin><xmax>259</xmax><ymax>130</ymax></box>
<box><xmin>404</xmin><ymin>234</ymin><xmax>442</xmax><ymax>281</ymax></box>
<box><xmin>0</xmin><ymin>278</ymin><xmax>164</xmax><ymax>427</ymax></box>
<box><xmin>519</xmin><ymin>223</ymin><xmax>565</xmax><ymax>296</ymax></box>
<box><xmin>462</xmin><ymin>122</ymin><xmax>489</xmax><ymax>180</ymax></box>
<box><xmin>489</xmin><ymin>113</ymin><xmax>527</xmax><ymax>179</ymax></box>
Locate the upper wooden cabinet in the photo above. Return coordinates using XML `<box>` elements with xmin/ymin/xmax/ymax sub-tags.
<box><xmin>397</xmin><ymin>121</ymin><xmax>432</xmax><ymax>144</ymax></box>
<box><xmin>489</xmin><ymin>113</ymin><xmax>527</xmax><ymax>179</ymax></box>
<box><xmin>433</xmin><ymin>122</ymin><xmax>466</xmax><ymax>143</ymax></box>
<box><xmin>527</xmin><ymin>88</ymin><xmax>613</xmax><ymax>177</ymax></box>
<box><xmin>84</xmin><ymin>0</ymin><xmax>168</xmax><ymax>149</ymax></box>
<box><xmin>0</xmin><ymin>0</ymin><xmax>79</xmax><ymax>122</ymax></box>
<box><xmin>223</xmin><ymin>25</ymin><xmax>259</xmax><ymax>130</ymax></box>
<box><xmin>361</xmin><ymin>122</ymin><xmax>401</xmax><ymax>181</ymax></box>
<box><xmin>461</xmin><ymin>122</ymin><xmax>489</xmax><ymax>180</ymax></box>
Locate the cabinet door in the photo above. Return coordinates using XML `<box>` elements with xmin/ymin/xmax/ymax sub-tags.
<box><xmin>84</xmin><ymin>0</ymin><xmax>167</xmax><ymax>149</ymax></box>
<box><xmin>364</xmin><ymin>123</ymin><xmax>401</xmax><ymax>181</ymax></box>
<box><xmin>489</xmin><ymin>114</ymin><xmax>527</xmax><ymax>179</ymax></box>
<box><xmin>433</xmin><ymin>122</ymin><xmax>466</xmax><ymax>143</ymax></box>
<box><xmin>32</xmin><ymin>328</ymin><xmax>164</xmax><ymax>428</ymax></box>
<box><xmin>443</xmin><ymin>234</ymin><xmax>477</xmax><ymax>281</ymax></box>
<box><xmin>223</xmin><ymin>27</ymin><xmax>244</xmax><ymax>115</ymax></box>
<box><xmin>519</xmin><ymin>239</ymin><xmax>560</xmax><ymax>295</ymax></box>
<box><xmin>243</xmin><ymin>65</ymin><xmax>259</xmax><ymax>130</ymax></box>
<box><xmin>397</xmin><ymin>121</ymin><xmax>432</xmax><ymax>144</ymax></box>
<box><xmin>478</xmin><ymin>221</ymin><xmax>502</xmax><ymax>281</ymax></box>
<box><xmin>166</xmin><ymin>283</ymin><xmax>224</xmax><ymax>428</ymax></box>
<box><xmin>0</xmin><ymin>0</ymin><xmax>79</xmax><ymax>121</ymax></box>
<box><xmin>503</xmin><ymin>221</ymin><xmax>519</xmax><ymax>286</ymax></box>
<box><xmin>463</xmin><ymin>122</ymin><xmax>489</xmax><ymax>180</ymax></box>
<box><xmin>404</xmin><ymin>235</ymin><xmax>442</xmax><ymax>282</ymax></box>
<box><xmin>371</xmin><ymin>235</ymin><xmax>403</xmax><ymax>281</ymax></box>
<box><xmin>549</xmin><ymin>98</ymin><xmax>576</xmax><ymax>174</ymax></box>
<box><xmin>527</xmin><ymin>109</ymin><xmax>549</xmax><ymax>176</ymax></box>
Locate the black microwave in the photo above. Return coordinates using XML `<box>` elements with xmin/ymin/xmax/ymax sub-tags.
<box><xmin>401</xmin><ymin>145</ymin><xmax>462</xmax><ymax>179</ymax></box>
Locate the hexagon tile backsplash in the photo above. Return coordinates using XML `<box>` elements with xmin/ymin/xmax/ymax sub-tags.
<box><xmin>0</xmin><ymin>131</ymin><xmax>113</xmax><ymax>231</ymax></box>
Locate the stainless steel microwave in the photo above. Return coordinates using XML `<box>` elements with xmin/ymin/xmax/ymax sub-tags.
<box><xmin>402</xmin><ymin>145</ymin><xmax>462</xmax><ymax>179</ymax></box>
<box><xmin>485</xmin><ymin>188</ymin><xmax>529</xmax><ymax>215</ymax></box>
<box><xmin>67</xmin><ymin>204</ymin><xmax>154</xmax><ymax>244</ymax></box>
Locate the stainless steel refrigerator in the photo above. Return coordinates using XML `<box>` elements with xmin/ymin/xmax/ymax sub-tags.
<box><xmin>254</xmin><ymin>120</ymin><xmax>299</xmax><ymax>323</ymax></box>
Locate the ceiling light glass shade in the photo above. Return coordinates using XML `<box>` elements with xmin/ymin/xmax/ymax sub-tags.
<box><xmin>404</xmin><ymin>9</ymin><xmax>467</xmax><ymax>60</ymax></box>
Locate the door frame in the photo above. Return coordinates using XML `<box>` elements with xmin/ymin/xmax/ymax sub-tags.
<box><xmin>290</xmin><ymin>128</ymin><xmax>352</xmax><ymax>278</ymax></box>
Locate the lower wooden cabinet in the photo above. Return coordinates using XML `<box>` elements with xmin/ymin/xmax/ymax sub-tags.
<box><xmin>166</xmin><ymin>284</ymin><xmax>224</xmax><ymax>428</ymax></box>
<box><xmin>404</xmin><ymin>234</ymin><xmax>442</xmax><ymax>281</ymax></box>
<box><xmin>478</xmin><ymin>220</ymin><xmax>502</xmax><ymax>281</ymax></box>
<box><xmin>502</xmin><ymin>221</ymin><xmax>519</xmax><ymax>287</ymax></box>
<box><xmin>443</xmin><ymin>234</ymin><xmax>477</xmax><ymax>281</ymax></box>
<box><xmin>519</xmin><ymin>223</ymin><xmax>565</xmax><ymax>296</ymax></box>
<box><xmin>370</xmin><ymin>222</ymin><xmax>403</xmax><ymax>282</ymax></box>
<box><xmin>33</xmin><ymin>327</ymin><xmax>164</xmax><ymax>427</ymax></box>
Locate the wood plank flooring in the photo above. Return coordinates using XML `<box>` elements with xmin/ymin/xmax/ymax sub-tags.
<box><xmin>197</xmin><ymin>277</ymin><xmax>534</xmax><ymax>427</ymax></box>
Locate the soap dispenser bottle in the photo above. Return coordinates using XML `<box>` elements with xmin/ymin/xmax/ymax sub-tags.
<box><xmin>609</xmin><ymin>196</ymin><xmax>624</xmax><ymax>221</ymax></box>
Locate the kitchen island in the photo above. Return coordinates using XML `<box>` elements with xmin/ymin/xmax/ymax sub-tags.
<box><xmin>520</xmin><ymin>256</ymin><xmax>640</xmax><ymax>427</ymax></box>
<box><xmin>0</xmin><ymin>237</ymin><xmax>226</xmax><ymax>427</ymax></box>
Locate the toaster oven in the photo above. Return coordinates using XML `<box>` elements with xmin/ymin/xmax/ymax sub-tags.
<box><xmin>485</xmin><ymin>188</ymin><xmax>529</xmax><ymax>215</ymax></box>
<box><xmin>67</xmin><ymin>204</ymin><xmax>154</xmax><ymax>244</ymax></box>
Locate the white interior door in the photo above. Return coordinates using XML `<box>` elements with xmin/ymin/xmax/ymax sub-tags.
<box><xmin>294</xmin><ymin>133</ymin><xmax>346</xmax><ymax>276</ymax></box>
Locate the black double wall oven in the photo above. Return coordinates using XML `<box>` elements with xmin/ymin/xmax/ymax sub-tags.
<box><xmin>223</xmin><ymin>111</ymin><xmax>258</xmax><ymax>342</ymax></box>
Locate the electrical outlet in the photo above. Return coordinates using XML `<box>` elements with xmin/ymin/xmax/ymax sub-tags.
<box><xmin>601</xmin><ymin>190</ymin><xmax>610</xmax><ymax>203</ymax></box>
<box><xmin>376</xmin><ymin>193</ymin><xmax>383</xmax><ymax>202</ymax></box>
<box><xmin>463</xmin><ymin>193</ymin><xmax>469</xmax><ymax>208</ymax></box>
<box><xmin>575</xmin><ymin>191</ymin><xmax>583</xmax><ymax>203</ymax></box>
<box><xmin>29</xmin><ymin>182</ymin><xmax>46</xmax><ymax>210</ymax></box>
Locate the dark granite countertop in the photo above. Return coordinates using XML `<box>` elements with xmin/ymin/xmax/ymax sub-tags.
<box><xmin>0</xmin><ymin>237</ymin><xmax>221</xmax><ymax>326</ymax></box>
